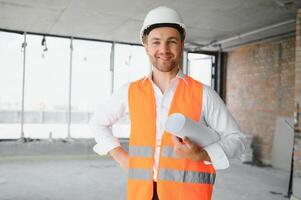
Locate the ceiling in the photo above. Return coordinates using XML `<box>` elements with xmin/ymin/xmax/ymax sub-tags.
<box><xmin>0</xmin><ymin>0</ymin><xmax>300</xmax><ymax>51</ymax></box>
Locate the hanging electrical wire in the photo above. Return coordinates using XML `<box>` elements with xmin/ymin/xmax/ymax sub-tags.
<box><xmin>41</xmin><ymin>35</ymin><xmax>48</xmax><ymax>58</ymax></box>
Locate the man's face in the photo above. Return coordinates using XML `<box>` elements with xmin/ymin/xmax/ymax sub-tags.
<box><xmin>144</xmin><ymin>27</ymin><xmax>184</xmax><ymax>73</ymax></box>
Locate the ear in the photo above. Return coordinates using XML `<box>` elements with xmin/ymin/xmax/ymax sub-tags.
<box><xmin>181</xmin><ymin>41</ymin><xmax>184</xmax><ymax>51</ymax></box>
<box><xmin>144</xmin><ymin>42</ymin><xmax>149</xmax><ymax>54</ymax></box>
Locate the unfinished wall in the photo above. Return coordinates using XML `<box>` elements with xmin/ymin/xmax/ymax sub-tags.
<box><xmin>294</xmin><ymin>8</ymin><xmax>301</xmax><ymax>178</ymax></box>
<box><xmin>226</xmin><ymin>37</ymin><xmax>295</xmax><ymax>163</ymax></box>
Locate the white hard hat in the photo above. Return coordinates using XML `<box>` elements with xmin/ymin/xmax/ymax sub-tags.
<box><xmin>140</xmin><ymin>6</ymin><xmax>186</xmax><ymax>43</ymax></box>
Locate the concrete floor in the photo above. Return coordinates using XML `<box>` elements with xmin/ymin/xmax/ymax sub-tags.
<box><xmin>0</xmin><ymin>156</ymin><xmax>290</xmax><ymax>200</ymax></box>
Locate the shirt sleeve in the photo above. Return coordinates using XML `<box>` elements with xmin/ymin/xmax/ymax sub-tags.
<box><xmin>89</xmin><ymin>83</ymin><xmax>129</xmax><ymax>155</ymax></box>
<box><xmin>201</xmin><ymin>85</ymin><xmax>247</xmax><ymax>170</ymax></box>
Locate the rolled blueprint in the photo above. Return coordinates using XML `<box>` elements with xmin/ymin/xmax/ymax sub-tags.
<box><xmin>165</xmin><ymin>113</ymin><xmax>220</xmax><ymax>147</ymax></box>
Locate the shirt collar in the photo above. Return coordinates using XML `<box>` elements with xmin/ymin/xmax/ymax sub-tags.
<box><xmin>141</xmin><ymin>68</ymin><xmax>188</xmax><ymax>86</ymax></box>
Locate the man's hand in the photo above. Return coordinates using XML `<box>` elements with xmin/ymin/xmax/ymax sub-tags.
<box><xmin>172</xmin><ymin>136</ymin><xmax>211</xmax><ymax>162</ymax></box>
<box><xmin>109</xmin><ymin>146</ymin><xmax>129</xmax><ymax>172</ymax></box>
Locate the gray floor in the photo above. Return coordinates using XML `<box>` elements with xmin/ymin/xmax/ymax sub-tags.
<box><xmin>0</xmin><ymin>156</ymin><xmax>290</xmax><ymax>200</ymax></box>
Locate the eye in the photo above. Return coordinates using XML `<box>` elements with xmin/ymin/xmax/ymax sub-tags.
<box><xmin>151</xmin><ymin>41</ymin><xmax>160</xmax><ymax>46</ymax></box>
<box><xmin>169</xmin><ymin>40</ymin><xmax>177</xmax><ymax>44</ymax></box>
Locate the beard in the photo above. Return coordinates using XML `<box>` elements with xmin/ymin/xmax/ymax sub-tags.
<box><xmin>150</xmin><ymin>58</ymin><xmax>178</xmax><ymax>72</ymax></box>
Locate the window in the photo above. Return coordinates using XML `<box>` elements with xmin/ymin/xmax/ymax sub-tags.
<box><xmin>71</xmin><ymin>40</ymin><xmax>112</xmax><ymax>138</ymax></box>
<box><xmin>0</xmin><ymin>32</ymin><xmax>23</xmax><ymax>139</ymax></box>
<box><xmin>0</xmin><ymin>31</ymin><xmax>151</xmax><ymax>139</ymax></box>
<box><xmin>23</xmin><ymin>35</ymin><xmax>69</xmax><ymax>139</ymax></box>
<box><xmin>188</xmin><ymin>53</ymin><xmax>214</xmax><ymax>87</ymax></box>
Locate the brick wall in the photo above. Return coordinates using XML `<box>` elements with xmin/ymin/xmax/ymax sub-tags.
<box><xmin>294</xmin><ymin>8</ymin><xmax>301</xmax><ymax>177</ymax></box>
<box><xmin>226</xmin><ymin>37</ymin><xmax>295</xmax><ymax>163</ymax></box>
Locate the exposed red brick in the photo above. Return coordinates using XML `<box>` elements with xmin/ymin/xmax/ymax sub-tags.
<box><xmin>294</xmin><ymin>8</ymin><xmax>301</xmax><ymax>176</ymax></box>
<box><xmin>226</xmin><ymin>36</ymin><xmax>295</xmax><ymax>163</ymax></box>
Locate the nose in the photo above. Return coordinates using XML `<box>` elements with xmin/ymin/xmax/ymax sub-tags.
<box><xmin>159</xmin><ymin>42</ymin><xmax>170</xmax><ymax>54</ymax></box>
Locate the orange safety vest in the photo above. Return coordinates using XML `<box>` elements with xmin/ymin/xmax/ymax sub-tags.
<box><xmin>127</xmin><ymin>75</ymin><xmax>216</xmax><ymax>200</ymax></box>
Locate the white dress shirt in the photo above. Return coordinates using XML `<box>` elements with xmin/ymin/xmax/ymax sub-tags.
<box><xmin>90</xmin><ymin>70</ymin><xmax>246</xmax><ymax>180</ymax></box>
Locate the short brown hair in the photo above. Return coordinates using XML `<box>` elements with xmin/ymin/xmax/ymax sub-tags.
<box><xmin>142</xmin><ymin>23</ymin><xmax>185</xmax><ymax>44</ymax></box>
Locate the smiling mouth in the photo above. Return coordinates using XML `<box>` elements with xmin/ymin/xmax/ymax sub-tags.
<box><xmin>157</xmin><ymin>56</ymin><xmax>172</xmax><ymax>61</ymax></box>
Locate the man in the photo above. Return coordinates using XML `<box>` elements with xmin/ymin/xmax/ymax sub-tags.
<box><xmin>90</xmin><ymin>6</ymin><xmax>246</xmax><ymax>200</ymax></box>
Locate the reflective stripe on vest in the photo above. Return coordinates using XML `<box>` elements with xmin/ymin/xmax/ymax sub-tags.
<box><xmin>128</xmin><ymin>168</ymin><xmax>152</xmax><ymax>180</ymax></box>
<box><xmin>129</xmin><ymin>146</ymin><xmax>153</xmax><ymax>157</ymax></box>
<box><xmin>161</xmin><ymin>146</ymin><xmax>178</xmax><ymax>158</ymax></box>
<box><xmin>159</xmin><ymin>168</ymin><xmax>216</xmax><ymax>184</ymax></box>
